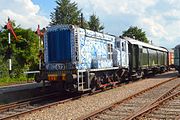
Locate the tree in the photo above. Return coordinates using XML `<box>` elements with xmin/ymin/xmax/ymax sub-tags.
<box><xmin>122</xmin><ymin>26</ymin><xmax>149</xmax><ymax>43</ymax></box>
<box><xmin>50</xmin><ymin>0</ymin><xmax>81</xmax><ymax>25</ymax></box>
<box><xmin>0</xmin><ymin>21</ymin><xmax>39</xmax><ymax>78</ymax></box>
<box><xmin>88</xmin><ymin>14</ymin><xmax>104</xmax><ymax>32</ymax></box>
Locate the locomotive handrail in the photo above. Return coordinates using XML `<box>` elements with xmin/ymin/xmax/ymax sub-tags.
<box><xmin>24</xmin><ymin>71</ymin><xmax>40</xmax><ymax>74</ymax></box>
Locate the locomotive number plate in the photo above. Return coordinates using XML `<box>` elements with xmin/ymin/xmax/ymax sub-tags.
<box><xmin>46</xmin><ymin>63</ymin><xmax>76</xmax><ymax>70</ymax></box>
<box><xmin>46</xmin><ymin>64</ymin><xmax>65</xmax><ymax>70</ymax></box>
<box><xmin>56</xmin><ymin>64</ymin><xmax>65</xmax><ymax>70</ymax></box>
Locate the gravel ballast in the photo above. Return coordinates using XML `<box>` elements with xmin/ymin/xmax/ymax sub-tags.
<box><xmin>17</xmin><ymin>71</ymin><xmax>177</xmax><ymax>120</ymax></box>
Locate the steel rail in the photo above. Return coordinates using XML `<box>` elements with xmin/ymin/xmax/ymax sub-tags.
<box><xmin>0</xmin><ymin>92</ymin><xmax>60</xmax><ymax>112</ymax></box>
<box><xmin>124</xmin><ymin>83</ymin><xmax>180</xmax><ymax>120</ymax></box>
<box><xmin>0</xmin><ymin>92</ymin><xmax>65</xmax><ymax>120</ymax></box>
<box><xmin>0</xmin><ymin>89</ymin><xmax>105</xmax><ymax>120</ymax></box>
<box><xmin>0</xmin><ymin>87</ymin><xmax>104</xmax><ymax>120</ymax></box>
<box><xmin>0</xmin><ymin>96</ymin><xmax>80</xmax><ymax>120</ymax></box>
<box><xmin>77</xmin><ymin>76</ymin><xmax>177</xmax><ymax>120</ymax></box>
<box><xmin>0</xmin><ymin>72</ymin><xmax>177</xmax><ymax>120</ymax></box>
<box><xmin>0</xmin><ymin>70</ymin><xmax>143</xmax><ymax>111</ymax></box>
<box><xmin>126</xmin><ymin>91</ymin><xmax>180</xmax><ymax>120</ymax></box>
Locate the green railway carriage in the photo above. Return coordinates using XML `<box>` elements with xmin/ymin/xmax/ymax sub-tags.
<box><xmin>125</xmin><ymin>37</ymin><xmax>168</xmax><ymax>77</ymax></box>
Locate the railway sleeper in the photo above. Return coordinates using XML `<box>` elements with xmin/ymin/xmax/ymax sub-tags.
<box><xmin>105</xmin><ymin>111</ymin><xmax>131</xmax><ymax>117</ymax></box>
<box><xmin>111</xmin><ymin>108</ymin><xmax>134</xmax><ymax>113</ymax></box>
<box><xmin>97</xmin><ymin>114</ymin><xmax>124</xmax><ymax>120</ymax></box>
<box><xmin>145</xmin><ymin>113</ymin><xmax>178</xmax><ymax>119</ymax></box>
<box><xmin>158</xmin><ymin>107</ymin><xmax>180</xmax><ymax>112</ymax></box>
<box><xmin>151</xmin><ymin>110</ymin><xmax>179</xmax><ymax>116</ymax></box>
<box><xmin>166</xmin><ymin>104</ymin><xmax>180</xmax><ymax>109</ymax></box>
<box><xmin>120</xmin><ymin>103</ymin><xmax>142</xmax><ymax>107</ymax></box>
<box><xmin>2</xmin><ymin>111</ymin><xmax>17</xmax><ymax>115</ymax></box>
<box><xmin>13</xmin><ymin>108</ymin><xmax>29</xmax><ymax>112</ymax></box>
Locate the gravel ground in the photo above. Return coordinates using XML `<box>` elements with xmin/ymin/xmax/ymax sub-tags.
<box><xmin>16</xmin><ymin>71</ymin><xmax>177</xmax><ymax>120</ymax></box>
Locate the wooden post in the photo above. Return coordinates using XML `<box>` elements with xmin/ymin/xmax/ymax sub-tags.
<box><xmin>8</xmin><ymin>32</ymin><xmax>12</xmax><ymax>76</ymax></box>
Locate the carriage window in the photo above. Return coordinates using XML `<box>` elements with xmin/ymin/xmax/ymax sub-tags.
<box><xmin>111</xmin><ymin>44</ymin><xmax>113</xmax><ymax>52</ymax></box>
<box><xmin>108</xmin><ymin>43</ymin><xmax>113</xmax><ymax>59</ymax></box>
<box><xmin>116</xmin><ymin>42</ymin><xmax>120</xmax><ymax>48</ymax></box>
<box><xmin>122</xmin><ymin>42</ymin><xmax>125</xmax><ymax>51</ymax></box>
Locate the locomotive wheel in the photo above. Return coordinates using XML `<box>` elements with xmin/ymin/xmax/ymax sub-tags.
<box><xmin>113</xmin><ymin>73</ymin><xmax>120</xmax><ymax>82</ymax></box>
<box><xmin>138</xmin><ymin>71</ymin><xmax>144</xmax><ymax>79</ymax></box>
<box><xmin>91</xmin><ymin>85</ymin><xmax>97</xmax><ymax>93</ymax></box>
<box><xmin>141</xmin><ymin>71</ymin><xmax>145</xmax><ymax>79</ymax></box>
<box><xmin>90</xmin><ymin>77</ymin><xmax>98</xmax><ymax>93</ymax></box>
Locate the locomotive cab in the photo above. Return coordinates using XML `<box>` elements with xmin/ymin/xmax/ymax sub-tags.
<box><xmin>113</xmin><ymin>38</ymin><xmax>129</xmax><ymax>68</ymax></box>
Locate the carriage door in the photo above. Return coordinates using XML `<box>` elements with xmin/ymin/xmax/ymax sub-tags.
<box><xmin>121</xmin><ymin>40</ymin><xmax>128</xmax><ymax>68</ymax></box>
<box><xmin>138</xmin><ymin>46</ymin><xmax>143</xmax><ymax>68</ymax></box>
<box><xmin>132</xmin><ymin>45</ymin><xmax>139</xmax><ymax>70</ymax></box>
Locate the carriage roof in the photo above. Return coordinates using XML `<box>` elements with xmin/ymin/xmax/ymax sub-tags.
<box><xmin>124</xmin><ymin>37</ymin><xmax>168</xmax><ymax>52</ymax></box>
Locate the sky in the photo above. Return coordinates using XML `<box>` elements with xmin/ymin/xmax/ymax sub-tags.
<box><xmin>0</xmin><ymin>0</ymin><xmax>180</xmax><ymax>49</ymax></box>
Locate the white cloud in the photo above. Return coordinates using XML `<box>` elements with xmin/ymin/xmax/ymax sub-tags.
<box><xmin>141</xmin><ymin>18</ymin><xmax>167</xmax><ymax>37</ymax></box>
<box><xmin>0</xmin><ymin>0</ymin><xmax>49</xmax><ymax>30</ymax></box>
<box><xmin>75</xmin><ymin>0</ymin><xmax>156</xmax><ymax>15</ymax></box>
<box><xmin>163</xmin><ymin>9</ymin><xmax>180</xmax><ymax>20</ymax></box>
<box><xmin>0</xmin><ymin>0</ymin><xmax>179</xmax><ymax>48</ymax></box>
<box><xmin>74</xmin><ymin>0</ymin><xmax>180</xmax><ymax>48</ymax></box>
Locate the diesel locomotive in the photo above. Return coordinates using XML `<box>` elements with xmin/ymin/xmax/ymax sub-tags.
<box><xmin>35</xmin><ymin>25</ymin><xmax>168</xmax><ymax>92</ymax></box>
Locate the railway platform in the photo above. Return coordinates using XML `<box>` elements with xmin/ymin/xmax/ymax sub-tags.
<box><xmin>0</xmin><ymin>82</ymin><xmax>50</xmax><ymax>104</ymax></box>
<box><xmin>0</xmin><ymin>82</ymin><xmax>45</xmax><ymax>94</ymax></box>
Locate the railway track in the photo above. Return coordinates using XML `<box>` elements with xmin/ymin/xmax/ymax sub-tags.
<box><xmin>0</xmin><ymin>88</ymin><xmax>94</xmax><ymax>120</ymax></box>
<box><xmin>0</xmin><ymin>77</ymin><xmax>135</xmax><ymax>119</ymax></box>
<box><xmin>127</xmin><ymin>87</ymin><xmax>180</xmax><ymax>120</ymax></box>
<box><xmin>0</xmin><ymin>92</ymin><xmax>62</xmax><ymax>119</ymax></box>
<box><xmin>78</xmin><ymin>77</ymin><xmax>179</xmax><ymax>120</ymax></box>
<box><xmin>0</xmin><ymin>73</ymin><xmax>178</xmax><ymax>120</ymax></box>
<box><xmin>0</xmin><ymin>91</ymin><xmax>84</xmax><ymax>120</ymax></box>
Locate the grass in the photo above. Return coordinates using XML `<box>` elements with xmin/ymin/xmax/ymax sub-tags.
<box><xmin>0</xmin><ymin>77</ymin><xmax>34</xmax><ymax>87</ymax></box>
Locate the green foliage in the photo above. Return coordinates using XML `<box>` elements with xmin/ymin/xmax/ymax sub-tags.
<box><xmin>88</xmin><ymin>14</ymin><xmax>104</xmax><ymax>32</ymax></box>
<box><xmin>122</xmin><ymin>26</ymin><xmax>149</xmax><ymax>43</ymax></box>
<box><xmin>0</xmin><ymin>21</ymin><xmax>39</xmax><ymax>79</ymax></box>
<box><xmin>50</xmin><ymin>0</ymin><xmax>105</xmax><ymax>32</ymax></box>
<box><xmin>50</xmin><ymin>0</ymin><xmax>81</xmax><ymax>25</ymax></box>
<box><xmin>81</xmin><ymin>20</ymin><xmax>89</xmax><ymax>29</ymax></box>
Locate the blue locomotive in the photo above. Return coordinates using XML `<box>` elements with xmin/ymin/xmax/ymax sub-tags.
<box><xmin>35</xmin><ymin>25</ymin><xmax>168</xmax><ymax>92</ymax></box>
